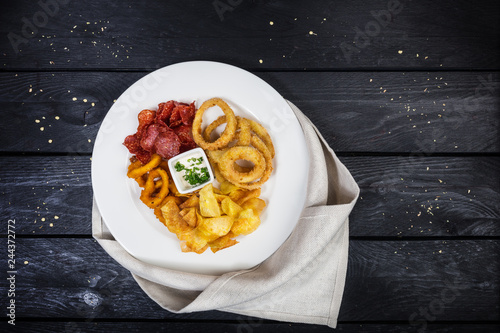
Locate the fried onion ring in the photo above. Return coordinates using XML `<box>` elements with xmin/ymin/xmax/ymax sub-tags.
<box><xmin>227</xmin><ymin>135</ymin><xmax>273</xmax><ymax>190</ymax></box>
<box><xmin>218</xmin><ymin>146</ymin><xmax>266</xmax><ymax>184</ymax></box>
<box><xmin>192</xmin><ymin>98</ymin><xmax>237</xmax><ymax>150</ymax></box>
<box><xmin>202</xmin><ymin>115</ymin><xmax>273</xmax><ymax>158</ymax></box>
<box><xmin>202</xmin><ymin>115</ymin><xmax>227</xmax><ymax>142</ymax></box>
<box><xmin>247</xmin><ymin>119</ymin><xmax>275</xmax><ymax>158</ymax></box>
<box><xmin>236</xmin><ymin>117</ymin><xmax>251</xmax><ymax>146</ymax></box>
<box><xmin>203</xmin><ymin>116</ymin><xmax>252</xmax><ymax>147</ymax></box>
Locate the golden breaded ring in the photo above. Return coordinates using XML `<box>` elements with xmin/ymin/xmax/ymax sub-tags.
<box><xmin>237</xmin><ymin>117</ymin><xmax>252</xmax><ymax>146</ymax></box>
<box><xmin>140</xmin><ymin>167</ymin><xmax>170</xmax><ymax>208</ymax></box>
<box><xmin>203</xmin><ymin>116</ymin><xmax>252</xmax><ymax>147</ymax></box>
<box><xmin>203</xmin><ymin>115</ymin><xmax>228</xmax><ymax>142</ymax></box>
<box><xmin>192</xmin><ymin>98</ymin><xmax>237</xmax><ymax>150</ymax></box>
<box><xmin>229</xmin><ymin>135</ymin><xmax>273</xmax><ymax>190</ymax></box>
<box><xmin>207</xmin><ymin>149</ymin><xmax>252</xmax><ymax>173</ymax></box>
<box><xmin>248</xmin><ymin>119</ymin><xmax>275</xmax><ymax>158</ymax></box>
<box><xmin>127</xmin><ymin>153</ymin><xmax>162</xmax><ymax>179</ymax></box>
<box><xmin>218</xmin><ymin>146</ymin><xmax>266</xmax><ymax>184</ymax></box>
<box><xmin>210</xmin><ymin>159</ymin><xmax>228</xmax><ymax>184</ymax></box>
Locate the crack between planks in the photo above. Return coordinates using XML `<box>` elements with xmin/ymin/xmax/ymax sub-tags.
<box><xmin>3</xmin><ymin>234</ymin><xmax>500</xmax><ymax>241</ymax></box>
<box><xmin>6</xmin><ymin>318</ymin><xmax>500</xmax><ymax>325</ymax></box>
<box><xmin>0</xmin><ymin>68</ymin><xmax>499</xmax><ymax>73</ymax></box>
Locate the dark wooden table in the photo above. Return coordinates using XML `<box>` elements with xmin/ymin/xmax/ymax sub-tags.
<box><xmin>1</xmin><ymin>1</ymin><xmax>499</xmax><ymax>332</ymax></box>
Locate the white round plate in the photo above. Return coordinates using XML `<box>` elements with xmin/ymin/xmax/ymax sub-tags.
<box><xmin>91</xmin><ymin>61</ymin><xmax>309</xmax><ymax>275</ymax></box>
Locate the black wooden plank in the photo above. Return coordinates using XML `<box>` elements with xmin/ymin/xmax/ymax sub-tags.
<box><xmin>345</xmin><ymin>156</ymin><xmax>500</xmax><ymax>237</ymax></box>
<box><xmin>342</xmin><ymin>240</ymin><xmax>500</xmax><ymax>322</ymax></box>
<box><xmin>1</xmin><ymin>155</ymin><xmax>498</xmax><ymax>236</ymax></box>
<box><xmin>0</xmin><ymin>0</ymin><xmax>498</xmax><ymax>70</ymax></box>
<box><xmin>2</xmin><ymin>321</ymin><xmax>500</xmax><ymax>333</ymax></box>
<box><xmin>0</xmin><ymin>71</ymin><xmax>498</xmax><ymax>154</ymax></box>
<box><xmin>2</xmin><ymin>238</ymin><xmax>498</xmax><ymax>321</ymax></box>
<box><xmin>0</xmin><ymin>156</ymin><xmax>92</xmax><ymax>235</ymax></box>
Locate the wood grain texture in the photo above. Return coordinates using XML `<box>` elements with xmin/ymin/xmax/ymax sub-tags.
<box><xmin>1</xmin><ymin>155</ymin><xmax>498</xmax><ymax>236</ymax></box>
<box><xmin>346</xmin><ymin>156</ymin><xmax>500</xmax><ymax>237</ymax></box>
<box><xmin>2</xmin><ymin>322</ymin><xmax>500</xmax><ymax>333</ymax></box>
<box><xmin>0</xmin><ymin>0</ymin><xmax>498</xmax><ymax>70</ymax></box>
<box><xmin>0</xmin><ymin>156</ymin><xmax>92</xmax><ymax>235</ymax></box>
<box><xmin>0</xmin><ymin>71</ymin><xmax>498</xmax><ymax>153</ymax></box>
<box><xmin>0</xmin><ymin>0</ymin><xmax>499</xmax><ymax>330</ymax></box>
<box><xmin>1</xmin><ymin>238</ymin><xmax>498</xmax><ymax>321</ymax></box>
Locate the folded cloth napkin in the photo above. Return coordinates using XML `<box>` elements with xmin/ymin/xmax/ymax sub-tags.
<box><xmin>92</xmin><ymin>101</ymin><xmax>359</xmax><ymax>328</ymax></box>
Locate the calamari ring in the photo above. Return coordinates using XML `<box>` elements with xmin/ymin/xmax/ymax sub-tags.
<box><xmin>127</xmin><ymin>154</ymin><xmax>162</xmax><ymax>179</ymax></box>
<box><xmin>128</xmin><ymin>159</ymin><xmax>142</xmax><ymax>173</ymax></box>
<box><xmin>218</xmin><ymin>146</ymin><xmax>266</xmax><ymax>184</ymax></box>
<box><xmin>140</xmin><ymin>167</ymin><xmax>170</xmax><ymax>208</ymax></box>
<box><xmin>192</xmin><ymin>98</ymin><xmax>237</xmax><ymax>150</ymax></box>
<box><xmin>135</xmin><ymin>174</ymin><xmax>147</xmax><ymax>187</ymax></box>
<box><xmin>227</xmin><ymin>135</ymin><xmax>273</xmax><ymax>190</ymax></box>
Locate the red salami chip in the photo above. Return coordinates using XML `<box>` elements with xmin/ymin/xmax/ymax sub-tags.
<box><xmin>154</xmin><ymin>129</ymin><xmax>181</xmax><ymax>160</ymax></box>
<box><xmin>178</xmin><ymin>102</ymin><xmax>196</xmax><ymax>126</ymax></box>
<box><xmin>156</xmin><ymin>101</ymin><xmax>174</xmax><ymax>127</ymax></box>
<box><xmin>136</xmin><ymin>109</ymin><xmax>156</xmax><ymax>138</ymax></box>
<box><xmin>123</xmin><ymin>100</ymin><xmax>196</xmax><ymax>163</ymax></box>
<box><xmin>173</xmin><ymin>124</ymin><xmax>196</xmax><ymax>153</ymax></box>
<box><xmin>135</xmin><ymin>150</ymin><xmax>152</xmax><ymax>164</ymax></box>
<box><xmin>169</xmin><ymin>105</ymin><xmax>182</xmax><ymax>128</ymax></box>
<box><xmin>140</xmin><ymin>124</ymin><xmax>164</xmax><ymax>151</ymax></box>
<box><xmin>123</xmin><ymin>134</ymin><xmax>151</xmax><ymax>164</ymax></box>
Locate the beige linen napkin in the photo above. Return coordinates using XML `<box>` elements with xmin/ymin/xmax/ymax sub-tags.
<box><xmin>92</xmin><ymin>101</ymin><xmax>359</xmax><ymax>328</ymax></box>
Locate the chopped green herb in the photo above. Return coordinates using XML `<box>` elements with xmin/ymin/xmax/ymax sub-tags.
<box><xmin>174</xmin><ymin>161</ymin><xmax>185</xmax><ymax>172</ymax></box>
<box><xmin>174</xmin><ymin>157</ymin><xmax>209</xmax><ymax>186</ymax></box>
<box><xmin>183</xmin><ymin>166</ymin><xmax>209</xmax><ymax>186</ymax></box>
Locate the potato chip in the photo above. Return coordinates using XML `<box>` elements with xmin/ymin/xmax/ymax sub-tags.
<box><xmin>241</xmin><ymin>197</ymin><xmax>266</xmax><ymax>216</ymax></box>
<box><xmin>199</xmin><ymin>183</ymin><xmax>221</xmax><ymax>217</ymax></box>
<box><xmin>221</xmin><ymin>197</ymin><xmax>243</xmax><ymax>218</ymax></box>
<box><xmin>198</xmin><ymin>216</ymin><xmax>234</xmax><ymax>240</ymax></box>
<box><xmin>160</xmin><ymin>198</ymin><xmax>193</xmax><ymax>234</ymax></box>
<box><xmin>179</xmin><ymin>207</ymin><xmax>198</xmax><ymax>228</ymax></box>
<box><xmin>208</xmin><ymin>232</ymin><xmax>238</xmax><ymax>253</ymax></box>
<box><xmin>220</xmin><ymin>180</ymin><xmax>239</xmax><ymax>194</ymax></box>
<box><xmin>179</xmin><ymin>230</ymin><xmax>210</xmax><ymax>253</ymax></box>
<box><xmin>179</xmin><ymin>195</ymin><xmax>199</xmax><ymax>209</ymax></box>
<box><xmin>229</xmin><ymin>188</ymin><xmax>261</xmax><ymax>206</ymax></box>
<box><xmin>231</xmin><ymin>208</ymin><xmax>260</xmax><ymax>236</ymax></box>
